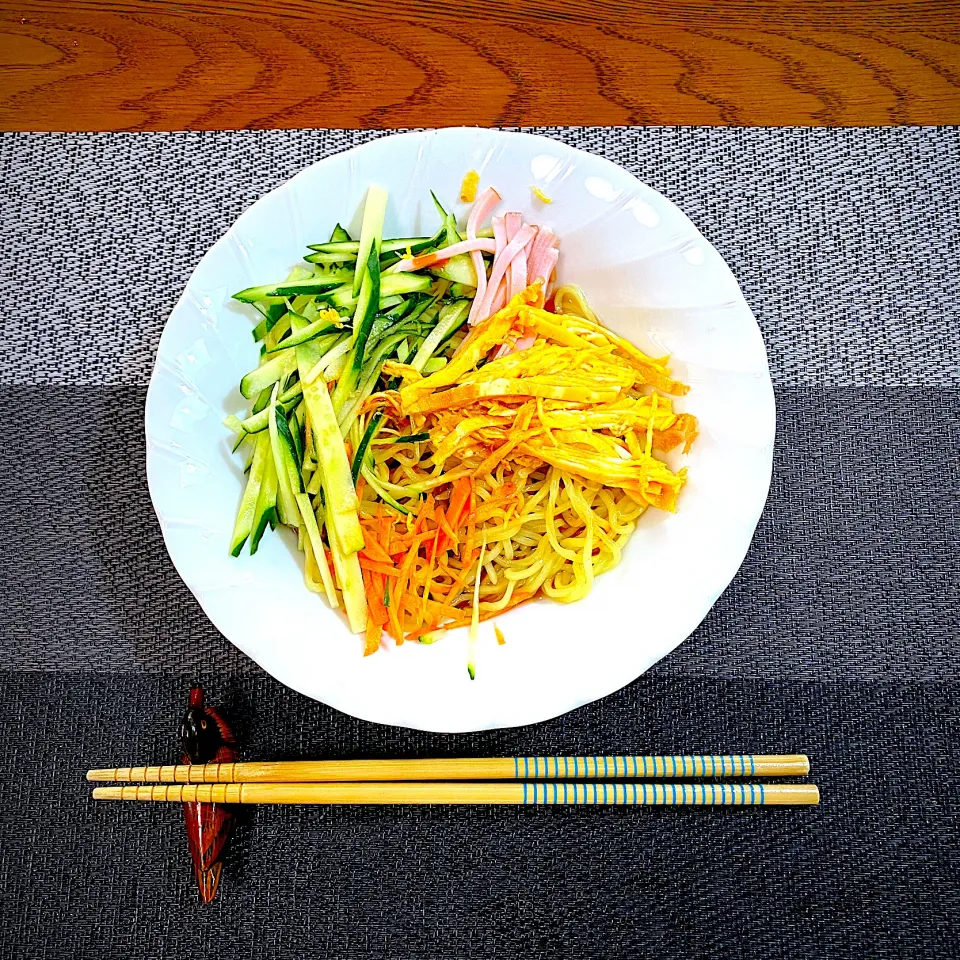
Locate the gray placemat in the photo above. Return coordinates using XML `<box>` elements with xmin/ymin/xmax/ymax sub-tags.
<box><xmin>0</xmin><ymin>127</ymin><xmax>958</xmax><ymax>960</ymax></box>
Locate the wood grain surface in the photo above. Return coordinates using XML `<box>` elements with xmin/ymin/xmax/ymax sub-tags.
<box><xmin>1</xmin><ymin>1</ymin><xmax>959</xmax><ymax>131</ymax></box>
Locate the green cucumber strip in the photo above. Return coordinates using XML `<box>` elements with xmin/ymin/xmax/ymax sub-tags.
<box><xmin>265</xmin><ymin>321</ymin><xmax>341</xmax><ymax>354</ymax></box>
<box><xmin>351</xmin><ymin>412</ymin><xmax>383</xmax><ymax>485</ymax></box>
<box><xmin>352</xmin><ymin>185</ymin><xmax>388</xmax><ymax>297</ymax></box>
<box><xmin>330</xmin><ymin>223</ymin><xmax>352</xmax><ymax>243</ymax></box>
<box><xmin>251</xmin><ymin>301</ymin><xmax>287</xmax><ymax>342</ymax></box>
<box><xmin>383</xmin><ymin>297</ymin><xmax>416</xmax><ymax>320</ymax></box>
<box><xmin>303</xmin><ymin>336</ymin><xmax>352</xmax><ymax>385</ymax></box>
<box><xmin>295</xmin><ymin>492</ymin><xmax>339</xmax><ymax>607</ymax></box>
<box><xmin>337</xmin><ymin>329</ymin><xmax>411</xmax><ymax>433</ymax></box>
<box><xmin>422</xmin><ymin>357</ymin><xmax>447</xmax><ymax>374</ymax></box>
<box><xmin>430</xmin><ymin>191</ymin><xmax>460</xmax><ymax>245</ymax></box>
<box><xmin>306</xmin><ymin>240</ymin><xmax>358</xmax><ymax>256</ymax></box>
<box><xmin>430</xmin><ymin>190</ymin><xmax>448</xmax><ymax>221</ymax></box>
<box><xmin>263</xmin><ymin>313</ymin><xmax>291</xmax><ymax>352</ymax></box>
<box><xmin>240</xmin><ymin>351</ymin><xmax>296</xmax><ymax>399</ymax></box>
<box><xmin>326</xmin><ymin>351</ymin><xmax>349</xmax><ymax>381</ymax></box>
<box><xmin>306</xmin><ymin>465</ymin><xmax>323</xmax><ymax>497</ymax></box>
<box><xmin>360</xmin><ymin>463</ymin><xmax>410</xmax><ymax>515</ymax></box>
<box><xmin>308</xmin><ymin>237</ymin><xmax>431</xmax><ymax>255</ymax></box>
<box><xmin>288</xmin><ymin>406</ymin><xmax>305</xmax><ymax>469</ymax></box>
<box><xmin>318</xmin><ymin>273</ymin><xmax>432</xmax><ymax>310</ymax></box>
<box><xmin>280</xmin><ymin>380</ymin><xmax>304</xmax><ymax>404</ymax></box>
<box><xmin>250</xmin><ymin>446</ymin><xmax>278</xmax><ymax>554</ymax></box>
<box><xmin>268</xmin><ymin>385</ymin><xmax>301</xmax><ymax>527</ymax></box>
<box><xmin>428</xmin><ymin>254</ymin><xmax>478</xmax><ymax>287</ymax></box>
<box><xmin>383</xmin><ymin>236</ymin><xmax>433</xmax><ymax>254</ymax></box>
<box><xmin>394</xmin><ymin>432</ymin><xmax>430</xmax><ymax>443</ymax></box>
<box><xmin>252</xmin><ymin>386</ymin><xmax>272</xmax><ymax>415</ymax></box>
<box><xmin>305</xmin><ymin>250</ymin><xmax>356</xmax><ymax>266</ymax></box>
<box><xmin>233</xmin><ymin>274</ymin><xmax>352</xmax><ymax>303</ymax></box>
<box><xmin>352</xmin><ymin>245</ymin><xmax>382</xmax><ymax>354</ymax></box>
<box><xmin>332</xmin><ymin>246</ymin><xmax>381</xmax><ymax>412</ymax></box>
<box><xmin>224</xmin><ymin>414</ymin><xmax>245</xmax><ymax>435</ymax></box>
<box><xmin>411</xmin><ymin>299</ymin><xmax>470</xmax><ymax>371</ymax></box>
<box><xmin>274</xmin><ymin>397</ymin><xmax>304</xmax><ymax>483</ymax></box>
<box><xmin>328</xmin><ymin>532</ymin><xmax>367</xmax><ymax>633</ymax></box>
<box><xmin>367</xmin><ymin>300</ymin><xmax>417</xmax><ymax>346</ymax></box>
<box><xmin>230</xmin><ymin>431</ymin><xmax>270</xmax><ymax>556</ymax></box>
<box><xmin>239</xmin><ymin>382</ymin><xmax>304</xmax><ymax>434</ymax></box>
<box><xmin>250</xmin><ymin>265</ymin><xmax>310</xmax><ymax>339</ymax></box>
<box><xmin>448</xmin><ymin>282</ymin><xmax>477</xmax><ymax>298</ymax></box>
<box><xmin>377</xmin><ymin>295</ymin><xmax>404</xmax><ymax>311</ymax></box>
<box><xmin>298</xmin><ymin>358</ymin><xmax>364</xmax><ymax>554</ymax></box>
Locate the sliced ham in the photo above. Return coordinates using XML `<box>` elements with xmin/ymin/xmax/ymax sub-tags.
<box><xmin>504</xmin><ymin>212</ymin><xmax>526</xmax><ymax>300</ymax></box>
<box><xmin>474</xmin><ymin>222</ymin><xmax>538</xmax><ymax>321</ymax></box>
<box><xmin>525</xmin><ymin>226</ymin><xmax>557</xmax><ymax>287</ymax></box>
<box><xmin>465</xmin><ymin>187</ymin><xmax>501</xmax><ymax>323</ymax></box>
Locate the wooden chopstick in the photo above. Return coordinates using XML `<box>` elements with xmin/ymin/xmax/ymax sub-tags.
<box><xmin>87</xmin><ymin>754</ymin><xmax>810</xmax><ymax>784</ymax></box>
<box><xmin>92</xmin><ymin>781</ymin><xmax>820</xmax><ymax>806</ymax></box>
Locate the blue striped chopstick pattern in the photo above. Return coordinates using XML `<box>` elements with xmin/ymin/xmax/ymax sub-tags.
<box><xmin>513</xmin><ymin>756</ymin><xmax>758</xmax><ymax>779</ymax></box>
<box><xmin>520</xmin><ymin>783</ymin><xmax>768</xmax><ymax>805</ymax></box>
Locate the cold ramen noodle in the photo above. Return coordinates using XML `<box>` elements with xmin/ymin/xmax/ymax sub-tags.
<box><xmin>226</xmin><ymin>184</ymin><xmax>698</xmax><ymax>667</ymax></box>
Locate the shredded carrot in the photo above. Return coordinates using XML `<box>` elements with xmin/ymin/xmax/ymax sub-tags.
<box><xmin>436</xmin><ymin>477</ymin><xmax>472</xmax><ymax>553</ymax></box>
<box><xmin>385</xmin><ymin>580</ymin><xmax>403</xmax><ymax>643</ymax></box>
<box><xmin>411</xmin><ymin>252</ymin><xmax>447</xmax><ymax>270</ymax></box>
<box><xmin>436</xmin><ymin>509</ymin><xmax>459</xmax><ymax>549</ymax></box>
<box><xmin>358</xmin><ymin>557</ymin><xmax>401</xmax><ymax>579</ymax></box>
<box><xmin>361</xmin><ymin>539</ymin><xmax>394</xmax><ymax>564</ymax></box>
<box><xmin>364</xmin><ymin>617</ymin><xmax>381</xmax><ymax>656</ymax></box>
<box><xmin>365</xmin><ymin>570</ymin><xmax>389</xmax><ymax>626</ymax></box>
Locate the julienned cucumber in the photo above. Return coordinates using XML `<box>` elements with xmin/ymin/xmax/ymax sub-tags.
<box><xmin>233</xmin><ymin>274</ymin><xmax>353</xmax><ymax>303</ymax></box>
<box><xmin>352</xmin><ymin>185</ymin><xmax>388</xmax><ymax>297</ymax></box>
<box><xmin>428</xmin><ymin>254</ymin><xmax>478</xmax><ymax>287</ymax></box>
<box><xmin>307</xmin><ymin>236</ymin><xmax>432</xmax><ymax>256</ymax></box>
<box><xmin>229</xmin><ymin>431</ymin><xmax>270</xmax><ymax>556</ymax></box>
<box><xmin>268</xmin><ymin>384</ymin><xmax>301</xmax><ymax>528</ymax></box>
<box><xmin>240</xmin><ymin>351</ymin><xmax>296</xmax><ymax>399</ymax></box>
<box><xmin>227</xmin><ymin>183</ymin><xmax>487</xmax><ymax>639</ymax></box>
<box><xmin>250</xmin><ymin>442</ymin><xmax>278</xmax><ymax>554</ymax></box>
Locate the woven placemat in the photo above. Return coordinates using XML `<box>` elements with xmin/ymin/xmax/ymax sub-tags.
<box><xmin>0</xmin><ymin>127</ymin><xmax>958</xmax><ymax>960</ymax></box>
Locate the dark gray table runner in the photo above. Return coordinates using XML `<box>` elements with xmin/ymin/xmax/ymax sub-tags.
<box><xmin>1</xmin><ymin>127</ymin><xmax>958</xmax><ymax>959</ymax></box>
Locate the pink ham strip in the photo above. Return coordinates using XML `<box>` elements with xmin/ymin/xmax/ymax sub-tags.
<box><xmin>525</xmin><ymin>226</ymin><xmax>557</xmax><ymax>286</ymax></box>
<box><xmin>504</xmin><ymin>212</ymin><xmax>526</xmax><ymax>299</ymax></box>
<box><xmin>471</xmin><ymin>215</ymin><xmax>507</xmax><ymax>324</ymax></box>
<box><xmin>391</xmin><ymin>237</ymin><xmax>496</xmax><ymax>272</ymax></box>
<box><xmin>489</xmin><ymin>277</ymin><xmax>508</xmax><ymax>315</ymax></box>
<box><xmin>465</xmin><ymin>187</ymin><xmax>502</xmax><ymax>323</ymax></box>
<box><xmin>473</xmin><ymin>223</ymin><xmax>538</xmax><ymax>323</ymax></box>
<box><xmin>535</xmin><ymin>247</ymin><xmax>559</xmax><ymax>295</ymax></box>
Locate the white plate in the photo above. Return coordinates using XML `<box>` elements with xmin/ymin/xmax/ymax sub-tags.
<box><xmin>145</xmin><ymin>128</ymin><xmax>775</xmax><ymax>732</ymax></box>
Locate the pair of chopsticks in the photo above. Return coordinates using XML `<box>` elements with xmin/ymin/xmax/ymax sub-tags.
<box><xmin>88</xmin><ymin>754</ymin><xmax>819</xmax><ymax>806</ymax></box>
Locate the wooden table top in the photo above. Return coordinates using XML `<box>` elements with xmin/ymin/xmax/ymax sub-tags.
<box><xmin>1</xmin><ymin>0</ymin><xmax>959</xmax><ymax>131</ymax></box>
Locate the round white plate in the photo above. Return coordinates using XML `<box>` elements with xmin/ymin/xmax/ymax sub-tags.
<box><xmin>146</xmin><ymin>128</ymin><xmax>775</xmax><ymax>732</ymax></box>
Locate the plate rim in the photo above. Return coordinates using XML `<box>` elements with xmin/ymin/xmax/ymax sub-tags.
<box><xmin>145</xmin><ymin>126</ymin><xmax>776</xmax><ymax>731</ymax></box>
